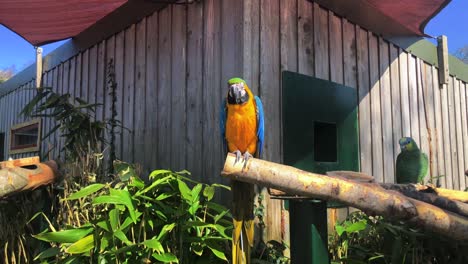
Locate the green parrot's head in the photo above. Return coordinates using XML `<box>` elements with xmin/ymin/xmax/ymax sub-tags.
<box><xmin>227</xmin><ymin>77</ymin><xmax>250</xmax><ymax>105</ymax></box>
<box><xmin>399</xmin><ymin>137</ymin><xmax>419</xmax><ymax>152</ymax></box>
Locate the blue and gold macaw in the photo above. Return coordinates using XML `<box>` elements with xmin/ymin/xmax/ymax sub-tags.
<box><xmin>220</xmin><ymin>77</ymin><xmax>264</xmax><ymax>264</ymax></box>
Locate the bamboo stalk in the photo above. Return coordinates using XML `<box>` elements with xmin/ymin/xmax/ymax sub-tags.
<box><xmin>221</xmin><ymin>153</ymin><xmax>468</xmax><ymax>240</ymax></box>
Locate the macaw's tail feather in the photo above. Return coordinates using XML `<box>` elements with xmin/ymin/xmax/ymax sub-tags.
<box><xmin>231</xmin><ymin>180</ymin><xmax>255</xmax><ymax>264</ymax></box>
<box><xmin>232</xmin><ymin>219</ymin><xmax>252</xmax><ymax>264</ymax></box>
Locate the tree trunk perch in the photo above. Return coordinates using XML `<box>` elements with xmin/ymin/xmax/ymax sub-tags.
<box><xmin>221</xmin><ymin>153</ymin><xmax>468</xmax><ymax>240</ymax></box>
<box><xmin>0</xmin><ymin>157</ymin><xmax>59</xmax><ymax>198</ymax></box>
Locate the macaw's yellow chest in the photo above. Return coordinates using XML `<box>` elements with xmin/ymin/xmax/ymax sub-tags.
<box><xmin>225</xmin><ymin>102</ymin><xmax>258</xmax><ymax>154</ymax></box>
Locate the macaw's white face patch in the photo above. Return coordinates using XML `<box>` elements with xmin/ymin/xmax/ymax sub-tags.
<box><xmin>228</xmin><ymin>82</ymin><xmax>249</xmax><ymax>105</ymax></box>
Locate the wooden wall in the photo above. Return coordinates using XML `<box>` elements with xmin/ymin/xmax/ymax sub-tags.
<box><xmin>1</xmin><ymin>0</ymin><xmax>468</xmax><ymax>245</ymax></box>
<box><xmin>242</xmin><ymin>0</ymin><xmax>468</xmax><ymax>190</ymax></box>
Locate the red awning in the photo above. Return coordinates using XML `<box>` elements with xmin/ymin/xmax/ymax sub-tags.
<box><xmin>315</xmin><ymin>0</ymin><xmax>450</xmax><ymax>37</ymax></box>
<box><xmin>0</xmin><ymin>0</ymin><xmax>127</xmax><ymax>46</ymax></box>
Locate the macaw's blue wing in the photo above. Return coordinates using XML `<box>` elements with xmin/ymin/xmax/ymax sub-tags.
<box><xmin>255</xmin><ymin>96</ymin><xmax>264</xmax><ymax>158</ymax></box>
<box><xmin>220</xmin><ymin>98</ymin><xmax>227</xmax><ymax>154</ymax></box>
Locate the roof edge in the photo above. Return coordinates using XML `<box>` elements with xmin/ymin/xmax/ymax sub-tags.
<box><xmin>388</xmin><ymin>36</ymin><xmax>468</xmax><ymax>83</ymax></box>
<box><xmin>0</xmin><ymin>0</ymin><xmax>166</xmax><ymax>97</ymax></box>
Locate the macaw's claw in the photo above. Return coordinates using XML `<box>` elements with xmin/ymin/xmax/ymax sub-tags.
<box><xmin>242</xmin><ymin>151</ymin><xmax>252</xmax><ymax>170</ymax></box>
<box><xmin>233</xmin><ymin>150</ymin><xmax>242</xmax><ymax>165</ymax></box>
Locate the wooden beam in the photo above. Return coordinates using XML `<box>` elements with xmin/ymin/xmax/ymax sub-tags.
<box><xmin>221</xmin><ymin>154</ymin><xmax>468</xmax><ymax>240</ymax></box>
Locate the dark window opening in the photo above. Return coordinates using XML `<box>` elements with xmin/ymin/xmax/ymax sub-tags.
<box><xmin>10</xmin><ymin>119</ymin><xmax>41</xmax><ymax>154</ymax></box>
<box><xmin>314</xmin><ymin>121</ymin><xmax>337</xmax><ymax>162</ymax></box>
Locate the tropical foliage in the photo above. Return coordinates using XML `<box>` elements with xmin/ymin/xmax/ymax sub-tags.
<box><xmin>33</xmin><ymin>163</ymin><xmax>232</xmax><ymax>264</ymax></box>
<box><xmin>329</xmin><ymin>211</ymin><xmax>468</xmax><ymax>264</ymax></box>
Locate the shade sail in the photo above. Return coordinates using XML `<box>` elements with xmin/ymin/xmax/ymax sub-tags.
<box><xmin>315</xmin><ymin>0</ymin><xmax>450</xmax><ymax>37</ymax></box>
<box><xmin>0</xmin><ymin>0</ymin><xmax>127</xmax><ymax>46</ymax></box>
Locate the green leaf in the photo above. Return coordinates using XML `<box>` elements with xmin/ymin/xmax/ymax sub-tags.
<box><xmin>335</xmin><ymin>224</ymin><xmax>345</xmax><ymax>237</ymax></box>
<box><xmin>93</xmin><ymin>189</ymin><xmax>136</xmax><ymax>223</ymax></box>
<box><xmin>34</xmin><ymin>247</ymin><xmax>60</xmax><ymax>260</ymax></box>
<box><xmin>33</xmin><ymin>228</ymin><xmax>93</xmax><ymax>243</ymax></box>
<box><xmin>206</xmin><ymin>241</ymin><xmax>227</xmax><ymax>260</ymax></box>
<box><xmin>189</xmin><ymin>201</ymin><xmax>200</xmax><ymax>215</ymax></box>
<box><xmin>191</xmin><ymin>184</ymin><xmax>203</xmax><ymax>201</ymax></box>
<box><xmin>149</xmin><ymin>169</ymin><xmax>172</xmax><ymax>179</ymax></box>
<box><xmin>114</xmin><ymin>230</ymin><xmax>132</xmax><ymax>246</ymax></box>
<box><xmin>177</xmin><ymin>179</ymin><xmax>192</xmax><ymax>201</ymax></box>
<box><xmin>345</xmin><ymin>220</ymin><xmax>367</xmax><ymax>233</ymax></box>
<box><xmin>109</xmin><ymin>209</ymin><xmax>119</xmax><ymax>232</ymax></box>
<box><xmin>67</xmin><ymin>184</ymin><xmax>106</xmax><ymax>200</ymax></box>
<box><xmin>157</xmin><ymin>223</ymin><xmax>176</xmax><ymax>240</ymax></box>
<box><xmin>66</xmin><ymin>234</ymin><xmax>94</xmax><ymax>254</ymax></box>
<box><xmin>152</xmin><ymin>253</ymin><xmax>178</xmax><ymax>263</ymax></box>
<box><xmin>203</xmin><ymin>186</ymin><xmax>215</xmax><ymax>201</ymax></box>
<box><xmin>142</xmin><ymin>238</ymin><xmax>164</xmax><ymax>253</ymax></box>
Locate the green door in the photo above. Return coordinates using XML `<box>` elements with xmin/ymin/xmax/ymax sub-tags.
<box><xmin>282</xmin><ymin>71</ymin><xmax>360</xmax><ymax>263</ymax></box>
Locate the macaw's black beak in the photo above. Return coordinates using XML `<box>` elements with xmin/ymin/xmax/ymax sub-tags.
<box><xmin>228</xmin><ymin>85</ymin><xmax>248</xmax><ymax>104</ymax></box>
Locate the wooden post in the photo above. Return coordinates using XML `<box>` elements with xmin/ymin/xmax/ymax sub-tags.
<box><xmin>437</xmin><ymin>35</ymin><xmax>449</xmax><ymax>85</ymax></box>
<box><xmin>221</xmin><ymin>154</ymin><xmax>468</xmax><ymax>240</ymax></box>
<box><xmin>36</xmin><ymin>47</ymin><xmax>43</xmax><ymax>88</ymax></box>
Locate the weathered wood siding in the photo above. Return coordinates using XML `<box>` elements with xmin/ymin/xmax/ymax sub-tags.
<box><xmin>1</xmin><ymin>0</ymin><xmax>468</xmax><ymax>244</ymax></box>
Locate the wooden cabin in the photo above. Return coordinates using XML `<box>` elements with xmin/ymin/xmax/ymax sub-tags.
<box><xmin>0</xmin><ymin>0</ymin><xmax>466</xmax><ymax>245</ymax></box>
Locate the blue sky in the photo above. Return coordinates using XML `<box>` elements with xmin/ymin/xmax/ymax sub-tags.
<box><xmin>0</xmin><ymin>0</ymin><xmax>467</xmax><ymax>74</ymax></box>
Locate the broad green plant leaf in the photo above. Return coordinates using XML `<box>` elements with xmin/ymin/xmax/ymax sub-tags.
<box><xmin>142</xmin><ymin>238</ymin><xmax>164</xmax><ymax>253</ymax></box>
<box><xmin>33</xmin><ymin>228</ymin><xmax>94</xmax><ymax>243</ymax></box>
<box><xmin>66</xmin><ymin>234</ymin><xmax>94</xmax><ymax>254</ymax></box>
<box><xmin>66</xmin><ymin>183</ymin><xmax>106</xmax><ymax>200</ymax></box>
<box><xmin>34</xmin><ymin>247</ymin><xmax>60</xmax><ymax>260</ymax></box>
<box><xmin>152</xmin><ymin>253</ymin><xmax>178</xmax><ymax>263</ymax></box>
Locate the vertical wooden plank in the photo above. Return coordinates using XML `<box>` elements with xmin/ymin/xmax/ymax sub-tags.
<box><xmin>297</xmin><ymin>0</ymin><xmax>314</xmax><ymax>76</ymax></box>
<box><xmin>460</xmin><ymin>81</ymin><xmax>468</xmax><ymax>190</ymax></box>
<box><xmin>52</xmin><ymin>67</ymin><xmax>59</xmax><ymax>159</ymax></box>
<box><xmin>81</xmin><ymin>49</ymin><xmax>89</xmax><ymax>103</ymax></box>
<box><xmin>343</xmin><ymin>19</ymin><xmax>357</xmax><ymax>89</ymax></box>
<box><xmin>134</xmin><ymin>18</ymin><xmax>147</xmax><ymax>169</ymax></box>
<box><xmin>105</xmin><ymin>35</ymin><xmax>116</xmax><ymax>163</ymax></box>
<box><xmin>114</xmin><ymin>31</ymin><xmax>125</xmax><ymax>160</ymax></box>
<box><xmin>242</xmin><ymin>0</ymin><xmax>260</xmax><ymax>94</ymax></box>
<box><xmin>417</xmin><ymin>59</ymin><xmax>429</xmax><ymax>183</ymax></box>
<box><xmin>75</xmin><ymin>53</ymin><xmax>82</xmax><ymax>99</ymax></box>
<box><xmin>356</xmin><ymin>27</ymin><xmax>372</xmax><ymax>175</ymax></box>
<box><xmin>171</xmin><ymin>6</ymin><xmax>187</xmax><ymax>171</ymax></box>
<box><xmin>123</xmin><ymin>24</ymin><xmax>136</xmax><ymax>163</ymax></box>
<box><xmin>96</xmin><ymin>40</ymin><xmax>106</xmax><ymax>122</ymax></box>
<box><xmin>453</xmin><ymin>79</ymin><xmax>465</xmax><ymax>189</ymax></box>
<box><xmin>423</xmin><ymin>62</ymin><xmax>437</xmax><ymax>183</ymax></box>
<box><xmin>390</xmin><ymin>46</ymin><xmax>402</xmax><ymax>172</ymax></box>
<box><xmin>379</xmin><ymin>38</ymin><xmax>394</xmax><ymax>183</ymax></box>
<box><xmin>69</xmin><ymin>57</ymin><xmax>76</xmax><ymax>99</ymax></box>
<box><xmin>329</xmin><ymin>12</ymin><xmax>343</xmax><ymax>84</ymax></box>
<box><xmin>88</xmin><ymin>45</ymin><xmax>98</xmax><ymax>119</ymax></box>
<box><xmin>145</xmin><ymin>13</ymin><xmax>158</xmax><ymax>171</ymax></box>
<box><xmin>280</xmin><ymin>0</ymin><xmax>298</xmax><ymax>73</ymax></box>
<box><xmin>313</xmin><ymin>3</ymin><xmax>329</xmax><ymax>79</ymax></box>
<box><xmin>432</xmin><ymin>66</ymin><xmax>446</xmax><ymax>187</ymax></box>
<box><xmin>157</xmin><ymin>6</ymin><xmax>173</xmax><ymax>169</ymax></box>
<box><xmin>186</xmin><ymin>2</ymin><xmax>203</xmax><ymax>179</ymax></box>
<box><xmin>280</xmin><ymin>0</ymin><xmax>297</xmax><ymax>245</ymax></box>
<box><xmin>260</xmin><ymin>0</ymin><xmax>282</xmax><ymax>242</ymax></box>
<box><xmin>399</xmin><ymin>52</ymin><xmax>411</xmax><ymax>137</ymax></box>
<box><xmin>441</xmin><ymin>79</ymin><xmax>453</xmax><ymax>189</ymax></box>
<box><xmin>369</xmin><ymin>34</ymin><xmax>383</xmax><ymax>182</ymax></box>
<box><xmin>56</xmin><ymin>64</ymin><xmax>63</xmax><ymax>158</ymax></box>
<box><xmin>408</xmin><ymin>55</ymin><xmax>420</xmax><ymax>143</ymax></box>
<box><xmin>447</xmin><ymin>77</ymin><xmax>459</xmax><ymax>189</ymax></box>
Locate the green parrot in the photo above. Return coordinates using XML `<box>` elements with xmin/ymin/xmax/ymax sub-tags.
<box><xmin>395</xmin><ymin>137</ymin><xmax>428</xmax><ymax>184</ymax></box>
